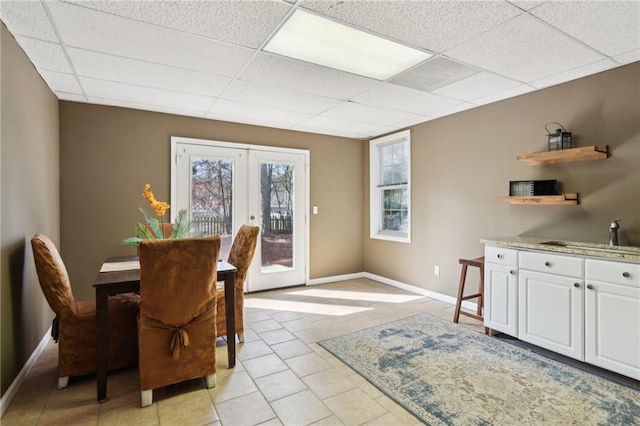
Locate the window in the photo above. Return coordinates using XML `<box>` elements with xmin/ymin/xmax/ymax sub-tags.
<box><xmin>370</xmin><ymin>130</ymin><xmax>411</xmax><ymax>242</ymax></box>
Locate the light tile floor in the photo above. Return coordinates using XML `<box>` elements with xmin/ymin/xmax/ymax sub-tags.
<box><xmin>2</xmin><ymin>278</ymin><xmax>485</xmax><ymax>426</ymax></box>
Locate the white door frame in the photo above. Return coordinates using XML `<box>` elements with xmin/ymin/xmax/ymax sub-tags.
<box><xmin>170</xmin><ymin>136</ymin><xmax>310</xmax><ymax>287</ymax></box>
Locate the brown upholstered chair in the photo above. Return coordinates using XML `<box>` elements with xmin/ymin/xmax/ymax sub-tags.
<box><xmin>138</xmin><ymin>236</ymin><xmax>221</xmax><ymax>407</ymax></box>
<box><xmin>215</xmin><ymin>225</ymin><xmax>259</xmax><ymax>343</ymax></box>
<box><xmin>30</xmin><ymin>234</ymin><xmax>139</xmax><ymax>389</ymax></box>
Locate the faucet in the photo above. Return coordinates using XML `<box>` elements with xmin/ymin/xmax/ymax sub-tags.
<box><xmin>609</xmin><ymin>219</ymin><xmax>621</xmax><ymax>246</ymax></box>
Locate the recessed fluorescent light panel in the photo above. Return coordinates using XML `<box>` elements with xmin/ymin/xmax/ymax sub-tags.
<box><xmin>264</xmin><ymin>10</ymin><xmax>432</xmax><ymax>80</ymax></box>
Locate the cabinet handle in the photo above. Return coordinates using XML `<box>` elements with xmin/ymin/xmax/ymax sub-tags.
<box><xmin>497</xmin><ymin>254</ymin><xmax>503</xmax><ymax>259</ymax></box>
<box><xmin>544</xmin><ymin>261</ymin><xmax>551</xmax><ymax>267</ymax></box>
<box><xmin>587</xmin><ymin>284</ymin><xmax>594</xmax><ymax>290</ymax></box>
<box><xmin>573</xmin><ymin>283</ymin><xmax>580</xmax><ymax>288</ymax></box>
<box><xmin>623</xmin><ymin>272</ymin><xmax>631</xmax><ymax>278</ymax></box>
<box><xmin>510</xmin><ymin>270</ymin><xmax>516</xmax><ymax>275</ymax></box>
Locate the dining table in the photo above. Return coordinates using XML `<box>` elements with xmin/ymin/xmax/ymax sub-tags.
<box><xmin>93</xmin><ymin>255</ymin><xmax>237</xmax><ymax>402</ymax></box>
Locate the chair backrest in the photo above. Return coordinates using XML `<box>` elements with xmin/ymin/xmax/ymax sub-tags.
<box><xmin>228</xmin><ymin>225</ymin><xmax>259</xmax><ymax>289</ymax></box>
<box><xmin>139</xmin><ymin>236</ymin><xmax>221</xmax><ymax>326</ymax></box>
<box><xmin>31</xmin><ymin>234</ymin><xmax>75</xmax><ymax>316</ymax></box>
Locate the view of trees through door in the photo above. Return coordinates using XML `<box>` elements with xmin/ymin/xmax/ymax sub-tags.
<box><xmin>191</xmin><ymin>157</ymin><xmax>234</xmax><ymax>258</ymax></box>
<box><xmin>190</xmin><ymin>157</ymin><xmax>294</xmax><ymax>269</ymax></box>
<box><xmin>261</xmin><ymin>162</ymin><xmax>294</xmax><ymax>269</ymax></box>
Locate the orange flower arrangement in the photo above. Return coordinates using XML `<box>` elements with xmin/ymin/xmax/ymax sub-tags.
<box><xmin>123</xmin><ymin>184</ymin><xmax>191</xmax><ymax>246</ymax></box>
<box><xmin>142</xmin><ymin>184</ymin><xmax>170</xmax><ymax>218</ymax></box>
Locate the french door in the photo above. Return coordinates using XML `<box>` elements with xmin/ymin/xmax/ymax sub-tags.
<box><xmin>171</xmin><ymin>138</ymin><xmax>307</xmax><ymax>291</ymax></box>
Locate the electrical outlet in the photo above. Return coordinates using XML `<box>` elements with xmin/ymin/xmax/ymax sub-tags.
<box><xmin>434</xmin><ymin>266</ymin><xmax>440</xmax><ymax>276</ymax></box>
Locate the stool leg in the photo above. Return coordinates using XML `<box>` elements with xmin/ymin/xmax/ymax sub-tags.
<box><xmin>476</xmin><ymin>265</ymin><xmax>484</xmax><ymax>317</ymax></box>
<box><xmin>453</xmin><ymin>264</ymin><xmax>468</xmax><ymax>323</ymax></box>
<box><xmin>479</xmin><ymin>263</ymin><xmax>490</xmax><ymax>334</ymax></box>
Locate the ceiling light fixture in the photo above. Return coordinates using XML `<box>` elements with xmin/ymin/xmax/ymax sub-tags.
<box><xmin>264</xmin><ymin>10</ymin><xmax>432</xmax><ymax>80</ymax></box>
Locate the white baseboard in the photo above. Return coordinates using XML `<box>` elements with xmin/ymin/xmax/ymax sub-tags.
<box><xmin>308</xmin><ymin>272</ymin><xmax>478</xmax><ymax>312</ymax></box>
<box><xmin>0</xmin><ymin>327</ymin><xmax>52</xmax><ymax>417</ymax></box>
<box><xmin>307</xmin><ymin>272</ymin><xmax>366</xmax><ymax>286</ymax></box>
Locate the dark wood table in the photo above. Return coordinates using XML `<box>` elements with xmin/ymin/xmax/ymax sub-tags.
<box><xmin>93</xmin><ymin>255</ymin><xmax>237</xmax><ymax>402</ymax></box>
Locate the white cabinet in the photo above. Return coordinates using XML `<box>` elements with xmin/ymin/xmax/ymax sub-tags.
<box><xmin>484</xmin><ymin>247</ymin><xmax>518</xmax><ymax>336</ymax></box>
<box><xmin>518</xmin><ymin>251</ymin><xmax>584</xmax><ymax>359</ymax></box>
<box><xmin>585</xmin><ymin>259</ymin><xmax>640</xmax><ymax>380</ymax></box>
<box><xmin>484</xmin><ymin>244</ymin><xmax>640</xmax><ymax>379</ymax></box>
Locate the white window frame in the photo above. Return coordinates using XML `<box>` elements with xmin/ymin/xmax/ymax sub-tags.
<box><xmin>369</xmin><ymin>130</ymin><xmax>411</xmax><ymax>243</ymax></box>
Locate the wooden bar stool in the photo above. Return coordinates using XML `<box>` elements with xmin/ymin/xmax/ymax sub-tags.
<box><xmin>453</xmin><ymin>256</ymin><xmax>489</xmax><ymax>334</ymax></box>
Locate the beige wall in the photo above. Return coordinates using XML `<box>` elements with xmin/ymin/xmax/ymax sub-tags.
<box><xmin>364</xmin><ymin>62</ymin><xmax>640</xmax><ymax>298</ymax></box>
<box><xmin>59</xmin><ymin>103</ymin><xmax>365</xmax><ymax>301</ymax></box>
<box><xmin>1</xmin><ymin>23</ymin><xmax>60</xmax><ymax>396</ymax></box>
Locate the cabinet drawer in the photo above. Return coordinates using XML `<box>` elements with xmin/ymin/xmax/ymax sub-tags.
<box><xmin>485</xmin><ymin>246</ymin><xmax>518</xmax><ymax>266</ymax></box>
<box><xmin>519</xmin><ymin>251</ymin><xmax>583</xmax><ymax>278</ymax></box>
<box><xmin>586</xmin><ymin>259</ymin><xmax>640</xmax><ymax>287</ymax></box>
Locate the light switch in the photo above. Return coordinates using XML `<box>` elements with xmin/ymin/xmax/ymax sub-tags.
<box><xmin>313</xmin><ymin>206</ymin><xmax>318</xmax><ymax>215</ymax></box>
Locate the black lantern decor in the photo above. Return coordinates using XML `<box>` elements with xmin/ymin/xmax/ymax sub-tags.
<box><xmin>545</xmin><ymin>122</ymin><xmax>572</xmax><ymax>151</ymax></box>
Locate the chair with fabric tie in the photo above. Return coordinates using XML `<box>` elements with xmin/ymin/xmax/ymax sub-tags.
<box><xmin>215</xmin><ymin>225</ymin><xmax>259</xmax><ymax>343</ymax></box>
<box><xmin>31</xmin><ymin>234</ymin><xmax>139</xmax><ymax>389</ymax></box>
<box><xmin>137</xmin><ymin>236</ymin><xmax>221</xmax><ymax>407</ymax></box>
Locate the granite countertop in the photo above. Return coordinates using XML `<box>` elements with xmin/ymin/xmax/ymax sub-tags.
<box><xmin>481</xmin><ymin>236</ymin><xmax>640</xmax><ymax>263</ymax></box>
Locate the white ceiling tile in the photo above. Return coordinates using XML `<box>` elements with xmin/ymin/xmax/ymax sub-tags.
<box><xmin>87</xmin><ymin>96</ymin><xmax>206</xmax><ymax>118</ymax></box>
<box><xmin>290</xmin><ymin>123</ymin><xmax>371</xmax><ymax>139</ymax></box>
<box><xmin>57</xmin><ymin>92</ymin><xmax>86</xmax><ymax>102</ymax></box>
<box><xmin>295</xmin><ymin>115</ymin><xmax>390</xmax><ymax>137</ymax></box>
<box><xmin>614</xmin><ymin>50</ymin><xmax>640</xmax><ymax>66</ymax></box>
<box><xmin>429</xmin><ymin>102</ymin><xmax>478</xmax><ymax>119</ymax></box>
<box><xmin>239</xmin><ymin>52</ymin><xmax>379</xmax><ymax>99</ymax></box>
<box><xmin>531</xmin><ymin>1</ymin><xmax>640</xmax><ymax>57</ymax></box>
<box><xmin>446</xmin><ymin>14</ymin><xmax>605</xmax><ymax>82</ymax></box>
<box><xmin>0</xmin><ymin>0</ymin><xmax>58</xmax><ymax>41</ymax></box>
<box><xmin>47</xmin><ymin>1</ymin><xmax>254</xmax><ymax>76</ymax></box>
<box><xmin>79</xmin><ymin>77</ymin><xmax>215</xmax><ymax>111</ymax></box>
<box><xmin>530</xmin><ymin>59</ymin><xmax>619</xmax><ymax>89</ymax></box>
<box><xmin>14</xmin><ymin>36</ymin><xmax>72</xmax><ymax>73</ymax></box>
<box><xmin>322</xmin><ymin>102</ymin><xmax>421</xmax><ymax>126</ymax></box>
<box><xmin>433</xmin><ymin>72</ymin><xmax>521</xmax><ymax>102</ymax></box>
<box><xmin>472</xmin><ymin>84</ymin><xmax>536</xmax><ymax>105</ymax></box>
<box><xmin>67</xmin><ymin>48</ymin><xmax>231</xmax><ymax>97</ymax></box>
<box><xmin>40</xmin><ymin>70</ymin><xmax>82</xmax><ymax>94</ymax></box>
<box><xmin>351</xmin><ymin>82</ymin><xmax>462</xmax><ymax>115</ymax></box>
<box><xmin>300</xmin><ymin>0</ymin><xmax>520</xmax><ymax>53</ymax></box>
<box><xmin>64</xmin><ymin>0</ymin><xmax>292</xmax><ymax>49</ymax></box>
<box><xmin>221</xmin><ymin>80</ymin><xmax>341</xmax><ymax>115</ymax></box>
<box><xmin>208</xmin><ymin>99</ymin><xmax>313</xmax><ymax>127</ymax></box>
<box><xmin>390</xmin><ymin>115</ymin><xmax>431</xmax><ymax>130</ymax></box>
<box><xmin>507</xmin><ymin>1</ymin><xmax>546</xmax><ymax>12</ymax></box>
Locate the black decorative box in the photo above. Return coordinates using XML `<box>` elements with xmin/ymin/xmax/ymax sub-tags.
<box><xmin>509</xmin><ymin>180</ymin><xmax>558</xmax><ymax>196</ymax></box>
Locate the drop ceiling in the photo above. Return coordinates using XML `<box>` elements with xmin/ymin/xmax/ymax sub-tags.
<box><xmin>1</xmin><ymin>0</ymin><xmax>639</xmax><ymax>140</ymax></box>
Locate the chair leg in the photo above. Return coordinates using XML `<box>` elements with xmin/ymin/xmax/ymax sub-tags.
<box><xmin>141</xmin><ymin>390</ymin><xmax>153</xmax><ymax>407</ymax></box>
<box><xmin>237</xmin><ymin>332</ymin><xmax>245</xmax><ymax>343</ymax></box>
<box><xmin>205</xmin><ymin>374</ymin><xmax>216</xmax><ymax>389</ymax></box>
<box><xmin>57</xmin><ymin>376</ymin><xmax>69</xmax><ymax>389</ymax></box>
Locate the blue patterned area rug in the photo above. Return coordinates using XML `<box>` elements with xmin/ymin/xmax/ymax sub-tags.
<box><xmin>319</xmin><ymin>313</ymin><xmax>640</xmax><ymax>425</ymax></box>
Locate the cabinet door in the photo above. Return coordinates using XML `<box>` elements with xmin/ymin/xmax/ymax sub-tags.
<box><xmin>519</xmin><ymin>270</ymin><xmax>584</xmax><ymax>360</ymax></box>
<box><xmin>484</xmin><ymin>262</ymin><xmax>518</xmax><ymax>336</ymax></box>
<box><xmin>585</xmin><ymin>280</ymin><xmax>640</xmax><ymax>380</ymax></box>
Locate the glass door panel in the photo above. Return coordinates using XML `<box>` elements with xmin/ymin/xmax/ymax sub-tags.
<box><xmin>191</xmin><ymin>157</ymin><xmax>234</xmax><ymax>259</ymax></box>
<box><xmin>260</xmin><ymin>162</ymin><xmax>295</xmax><ymax>272</ymax></box>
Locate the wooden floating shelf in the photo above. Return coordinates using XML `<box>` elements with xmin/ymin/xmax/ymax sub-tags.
<box><xmin>496</xmin><ymin>193</ymin><xmax>579</xmax><ymax>205</ymax></box>
<box><xmin>517</xmin><ymin>145</ymin><xmax>608</xmax><ymax>166</ymax></box>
